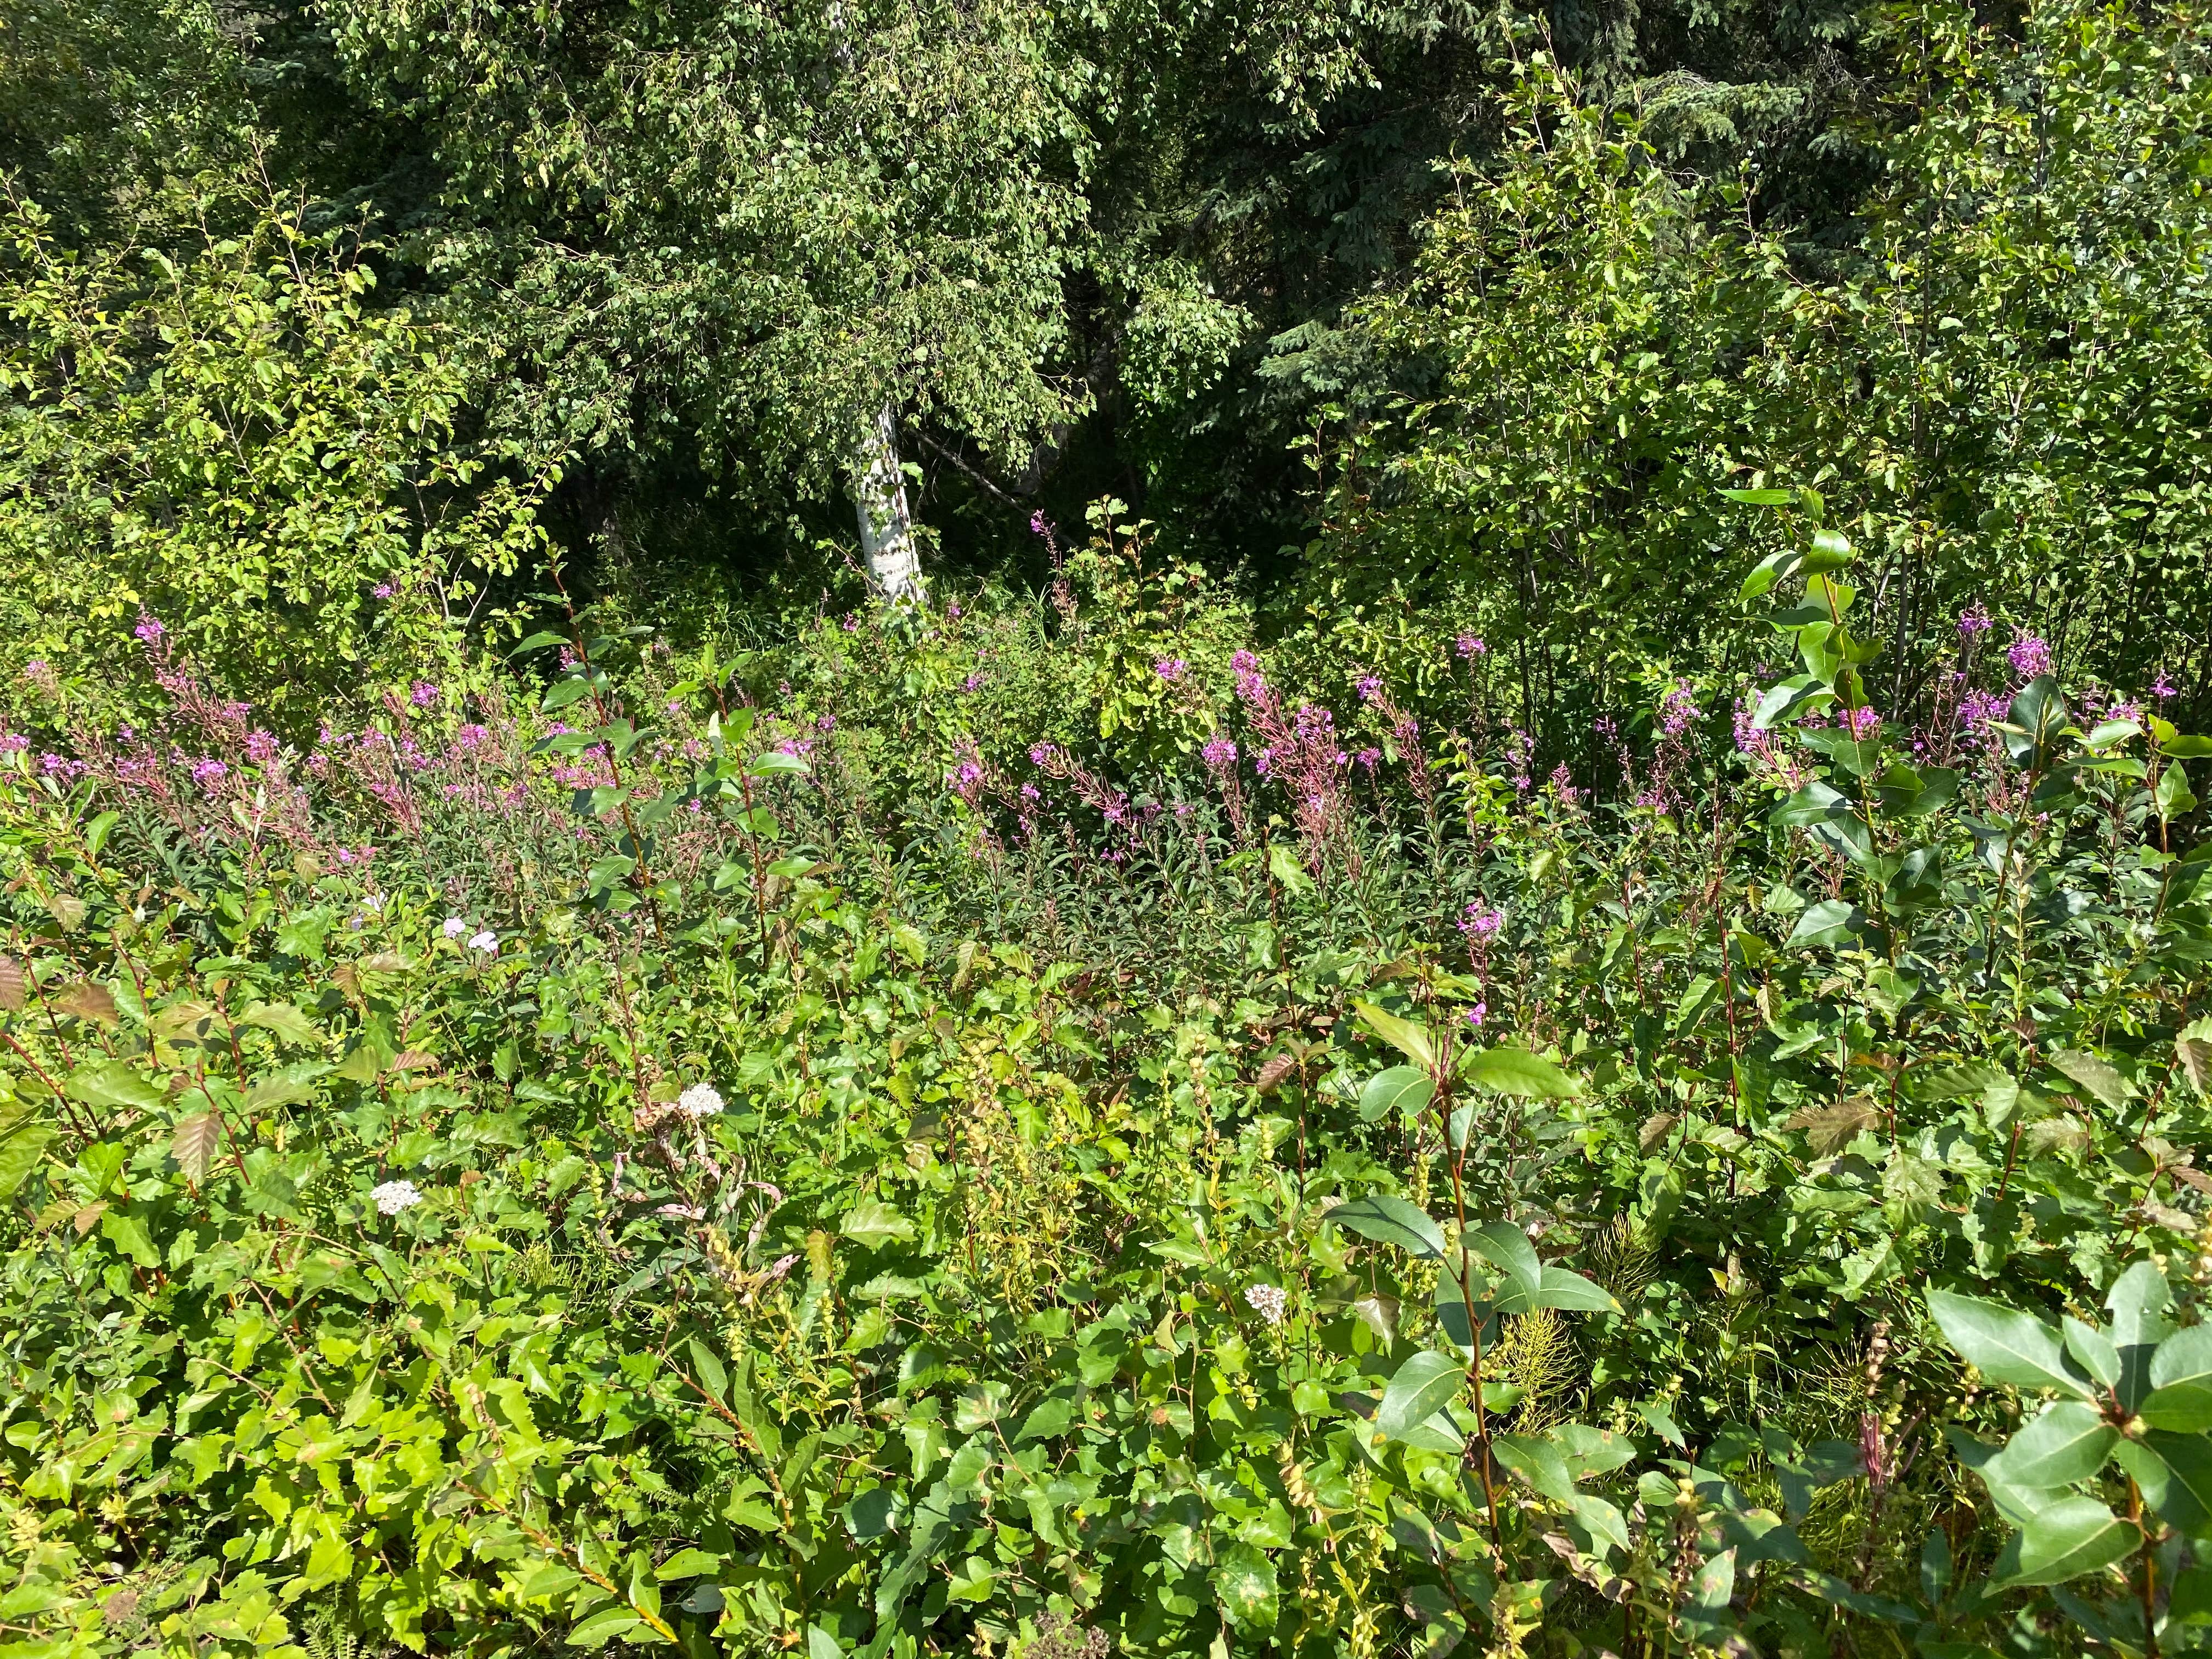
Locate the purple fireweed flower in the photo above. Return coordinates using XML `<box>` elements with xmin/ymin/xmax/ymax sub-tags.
<box><xmin>454</xmin><ymin>723</ymin><xmax>488</xmax><ymax>751</ymax></box>
<box><xmin>373</xmin><ymin>584</ymin><xmax>394</xmax><ymax>599</ymax></box>
<box><xmin>1957</xmin><ymin>602</ymin><xmax>1993</xmax><ymax>637</ymax></box>
<box><xmin>842</xmin><ymin>613</ymin><xmax>860</xmax><ymax>633</ymax></box>
<box><xmin>1231</xmin><ymin>648</ymin><xmax>1259</xmax><ymax>676</ymax></box>
<box><xmin>963</xmin><ymin>672</ymin><xmax>985</xmax><ymax>692</ymax></box>
<box><xmin>1154</xmin><ymin>656</ymin><xmax>1187</xmax><ymax>682</ymax></box>
<box><xmin>1459</xmin><ymin>903</ymin><xmax>1505</xmax><ymax>940</ymax></box>
<box><xmin>1464</xmin><ymin>1003</ymin><xmax>1487</xmax><ymax>1028</ymax></box>
<box><xmin>2153</xmin><ymin>673</ymin><xmax>2179</xmax><ymax>701</ymax></box>
<box><xmin>410</xmin><ymin>680</ymin><xmax>440</xmax><ymax>708</ymax></box>
<box><xmin>134</xmin><ymin>612</ymin><xmax>165</xmax><ymax>645</ymax></box>
<box><xmin>1201</xmin><ymin>734</ymin><xmax>1237</xmax><ymax>769</ymax></box>
<box><xmin>245</xmin><ymin>730</ymin><xmax>278</xmax><ymax>765</ymax></box>
<box><xmin>0</xmin><ymin>732</ymin><xmax>26</xmax><ymax>756</ymax></box>
<box><xmin>816</xmin><ymin>714</ymin><xmax>836</xmax><ymax>732</ymax></box>
<box><xmin>1355</xmin><ymin>746</ymin><xmax>1382</xmax><ymax>771</ymax></box>
<box><xmin>1030</xmin><ymin>511</ymin><xmax>1054</xmax><ymax>539</ymax></box>
<box><xmin>1960</xmin><ymin>690</ymin><xmax>2010</xmax><ymax>730</ymax></box>
<box><xmin>1839</xmin><ymin>706</ymin><xmax>1882</xmax><ymax>740</ymax></box>
<box><xmin>1356</xmin><ymin>674</ymin><xmax>1383</xmax><ymax>704</ymax></box>
<box><xmin>1029</xmin><ymin>742</ymin><xmax>1056</xmax><ymax>766</ymax></box>
<box><xmin>2008</xmin><ymin>633</ymin><xmax>2053</xmax><ymax>680</ymax></box>
<box><xmin>1455</xmin><ymin>635</ymin><xmax>1487</xmax><ymax>659</ymax></box>
<box><xmin>1658</xmin><ymin>681</ymin><xmax>1699</xmax><ymax>738</ymax></box>
<box><xmin>947</xmin><ymin>602</ymin><xmax>962</xmax><ymax>620</ymax></box>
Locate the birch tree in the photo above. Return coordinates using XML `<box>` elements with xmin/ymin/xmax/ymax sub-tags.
<box><xmin>324</xmin><ymin>0</ymin><xmax>1086</xmax><ymax>601</ymax></box>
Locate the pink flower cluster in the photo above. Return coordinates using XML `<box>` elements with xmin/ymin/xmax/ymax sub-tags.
<box><xmin>2007</xmin><ymin>633</ymin><xmax>2053</xmax><ymax>681</ymax></box>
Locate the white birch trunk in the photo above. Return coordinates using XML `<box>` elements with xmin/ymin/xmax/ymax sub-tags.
<box><xmin>851</xmin><ymin>403</ymin><xmax>923</xmax><ymax>603</ymax></box>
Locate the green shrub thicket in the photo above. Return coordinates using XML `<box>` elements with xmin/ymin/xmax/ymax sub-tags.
<box><xmin>0</xmin><ymin>508</ymin><xmax>2209</xmax><ymax>1659</ymax></box>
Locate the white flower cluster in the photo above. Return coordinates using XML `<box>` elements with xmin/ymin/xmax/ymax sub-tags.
<box><xmin>676</xmin><ymin>1082</ymin><xmax>725</xmax><ymax>1119</ymax></box>
<box><xmin>467</xmin><ymin>930</ymin><xmax>498</xmax><ymax>954</ymax></box>
<box><xmin>442</xmin><ymin>916</ymin><xmax>468</xmax><ymax>939</ymax></box>
<box><xmin>370</xmin><ymin>1178</ymin><xmax>423</xmax><ymax>1216</ymax></box>
<box><xmin>1244</xmin><ymin>1283</ymin><xmax>1289</xmax><ymax>1326</ymax></box>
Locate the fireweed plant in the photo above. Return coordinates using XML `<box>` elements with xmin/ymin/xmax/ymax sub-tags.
<box><xmin>0</xmin><ymin>516</ymin><xmax>2210</xmax><ymax>1659</ymax></box>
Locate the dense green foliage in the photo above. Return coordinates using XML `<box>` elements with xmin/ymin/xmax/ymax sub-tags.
<box><xmin>1</xmin><ymin>499</ymin><xmax>2210</xmax><ymax>1656</ymax></box>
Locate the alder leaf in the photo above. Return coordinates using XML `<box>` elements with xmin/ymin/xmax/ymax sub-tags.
<box><xmin>172</xmin><ymin>1113</ymin><xmax>223</xmax><ymax>1183</ymax></box>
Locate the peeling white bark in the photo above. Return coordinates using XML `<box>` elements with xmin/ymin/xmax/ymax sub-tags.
<box><xmin>852</xmin><ymin>403</ymin><xmax>923</xmax><ymax>603</ymax></box>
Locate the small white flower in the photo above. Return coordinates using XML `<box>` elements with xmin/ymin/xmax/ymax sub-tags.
<box><xmin>676</xmin><ymin>1082</ymin><xmax>725</xmax><ymax>1119</ymax></box>
<box><xmin>442</xmin><ymin>916</ymin><xmax>468</xmax><ymax>938</ymax></box>
<box><xmin>1244</xmin><ymin>1283</ymin><xmax>1289</xmax><ymax>1326</ymax></box>
<box><xmin>467</xmin><ymin>930</ymin><xmax>498</xmax><ymax>954</ymax></box>
<box><xmin>370</xmin><ymin>1178</ymin><xmax>423</xmax><ymax>1216</ymax></box>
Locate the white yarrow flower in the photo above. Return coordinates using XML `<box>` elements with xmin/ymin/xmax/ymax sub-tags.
<box><xmin>467</xmin><ymin>930</ymin><xmax>498</xmax><ymax>953</ymax></box>
<box><xmin>1245</xmin><ymin>1283</ymin><xmax>1289</xmax><ymax>1326</ymax></box>
<box><xmin>442</xmin><ymin>916</ymin><xmax>468</xmax><ymax>938</ymax></box>
<box><xmin>370</xmin><ymin>1179</ymin><xmax>423</xmax><ymax>1216</ymax></box>
<box><xmin>676</xmin><ymin>1082</ymin><xmax>725</xmax><ymax>1119</ymax></box>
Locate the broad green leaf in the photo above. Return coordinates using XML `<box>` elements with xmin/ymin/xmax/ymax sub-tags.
<box><xmin>2106</xmin><ymin>1260</ymin><xmax>2173</xmax><ymax>1407</ymax></box>
<box><xmin>1375</xmin><ymin>1350</ymin><xmax>1465</xmax><ymax>1442</ymax></box>
<box><xmin>2115</xmin><ymin>1432</ymin><xmax>2212</xmax><ymax>1533</ymax></box>
<box><xmin>1351</xmin><ymin>1001</ymin><xmax>1435</xmax><ymax>1072</ymax></box>
<box><xmin>1492</xmin><ymin>1433</ymin><xmax>1575</xmax><ymax>1503</ymax></box>
<box><xmin>839</xmin><ymin>1201</ymin><xmax>915</xmax><ymax>1248</ymax></box>
<box><xmin>2143</xmin><ymin>1324</ymin><xmax>2212</xmax><ymax>1429</ymax></box>
<box><xmin>1357</xmin><ymin>1065</ymin><xmax>1434</xmax><ymax>1124</ymax></box>
<box><xmin>171</xmin><ymin>1113</ymin><xmax>222</xmax><ymax>1184</ymax></box>
<box><xmin>1568</xmin><ymin>1493</ymin><xmax>1630</xmax><ymax>1555</ymax></box>
<box><xmin>748</xmin><ymin>750</ymin><xmax>809</xmax><ymax>776</ymax></box>
<box><xmin>653</xmin><ymin>1547</ymin><xmax>724</xmax><ymax>1581</ymax></box>
<box><xmin>2061</xmin><ymin>1318</ymin><xmax>2119</xmax><ymax>1389</ymax></box>
<box><xmin>1948</xmin><ymin>1429</ymin><xmax>2066</xmax><ymax>1529</ymax></box>
<box><xmin>65</xmin><ymin>1059</ymin><xmax>168</xmax><ymax>1114</ymax></box>
<box><xmin>1993</xmin><ymin>1496</ymin><xmax>2133</xmax><ymax>1587</ymax></box>
<box><xmin>1465</xmin><ymin>1222</ymin><xmax>1541</xmax><ymax>1305</ymax></box>
<box><xmin>2158</xmin><ymin>763</ymin><xmax>2201</xmax><ymax>823</ymax></box>
<box><xmin>99</xmin><ymin>1207</ymin><xmax>159</xmax><ymax>1268</ymax></box>
<box><xmin>1213</xmin><ymin>1541</ymin><xmax>1278</xmax><ymax>1634</ymax></box>
<box><xmin>1553</xmin><ymin>1423</ymin><xmax>1637</xmax><ymax>1480</ymax></box>
<box><xmin>1926</xmin><ymin>1290</ymin><xmax>2091</xmax><ymax>1398</ymax></box>
<box><xmin>1459</xmin><ymin>1047</ymin><xmax>1579</xmax><ymax>1098</ymax></box>
<box><xmin>566</xmin><ymin>1606</ymin><xmax>645</xmax><ymax>1647</ymax></box>
<box><xmin>1526</xmin><ymin>1265</ymin><xmax>1621</xmax><ymax>1314</ymax></box>
<box><xmin>2107</xmin><ymin>1260</ymin><xmax>2174</xmax><ymax>1348</ymax></box>
<box><xmin>1326</xmin><ymin>1195</ymin><xmax>1446</xmax><ymax>1259</ymax></box>
<box><xmin>1786</xmin><ymin>899</ymin><xmax>1865</xmax><ymax>950</ymax></box>
<box><xmin>1266</xmin><ymin>843</ymin><xmax>1312</xmax><ymax>896</ymax></box>
<box><xmin>1681</xmin><ymin>1548</ymin><xmax>1737</xmax><ymax>1632</ymax></box>
<box><xmin>244</xmin><ymin>1074</ymin><xmax>315</xmax><ymax>1112</ymax></box>
<box><xmin>239</xmin><ymin>1002</ymin><xmax>320</xmax><ymax>1049</ymax></box>
<box><xmin>686</xmin><ymin>1336</ymin><xmax>730</xmax><ymax>1405</ymax></box>
<box><xmin>0</xmin><ymin>1110</ymin><xmax>56</xmax><ymax>1199</ymax></box>
<box><xmin>1987</xmin><ymin>1401</ymin><xmax>2115</xmax><ymax>1487</ymax></box>
<box><xmin>2049</xmin><ymin>1049</ymin><xmax>2131</xmax><ymax>1109</ymax></box>
<box><xmin>1720</xmin><ymin>487</ymin><xmax>1798</xmax><ymax>506</ymax></box>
